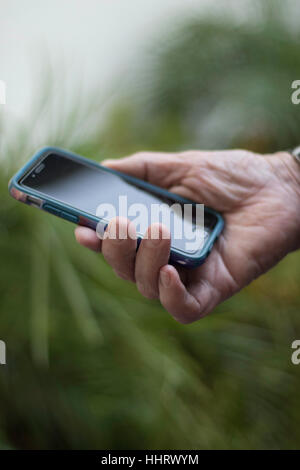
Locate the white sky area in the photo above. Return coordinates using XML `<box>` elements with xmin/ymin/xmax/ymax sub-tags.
<box><xmin>7</xmin><ymin>0</ymin><xmax>296</xmax><ymax>153</ymax></box>
<box><xmin>0</xmin><ymin>1</ymin><xmax>298</xmax><ymax>139</ymax></box>
<box><xmin>1</xmin><ymin>0</ymin><xmax>216</xmax><ymax>124</ymax></box>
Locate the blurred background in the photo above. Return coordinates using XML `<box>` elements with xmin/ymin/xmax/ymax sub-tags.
<box><xmin>1</xmin><ymin>0</ymin><xmax>300</xmax><ymax>449</ymax></box>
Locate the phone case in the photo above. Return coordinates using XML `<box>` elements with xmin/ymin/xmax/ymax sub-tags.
<box><xmin>8</xmin><ymin>146</ymin><xmax>224</xmax><ymax>268</ymax></box>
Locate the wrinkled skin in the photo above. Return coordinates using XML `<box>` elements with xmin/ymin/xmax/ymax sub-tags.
<box><xmin>75</xmin><ymin>150</ymin><xmax>300</xmax><ymax>324</ymax></box>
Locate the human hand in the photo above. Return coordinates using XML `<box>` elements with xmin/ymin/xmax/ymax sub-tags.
<box><xmin>75</xmin><ymin>149</ymin><xmax>300</xmax><ymax>323</ymax></box>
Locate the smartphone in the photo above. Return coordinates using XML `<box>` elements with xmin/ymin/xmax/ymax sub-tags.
<box><xmin>9</xmin><ymin>147</ymin><xmax>224</xmax><ymax>268</ymax></box>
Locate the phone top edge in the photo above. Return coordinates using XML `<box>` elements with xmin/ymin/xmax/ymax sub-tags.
<box><xmin>10</xmin><ymin>146</ymin><xmax>224</xmax><ymax>215</ymax></box>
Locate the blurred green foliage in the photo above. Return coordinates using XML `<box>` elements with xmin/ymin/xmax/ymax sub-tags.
<box><xmin>1</xmin><ymin>1</ymin><xmax>300</xmax><ymax>449</ymax></box>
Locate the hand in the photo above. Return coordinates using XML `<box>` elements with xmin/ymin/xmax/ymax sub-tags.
<box><xmin>75</xmin><ymin>149</ymin><xmax>300</xmax><ymax>323</ymax></box>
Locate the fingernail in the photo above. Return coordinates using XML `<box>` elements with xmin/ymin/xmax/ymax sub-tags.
<box><xmin>160</xmin><ymin>269</ymin><xmax>171</xmax><ymax>288</ymax></box>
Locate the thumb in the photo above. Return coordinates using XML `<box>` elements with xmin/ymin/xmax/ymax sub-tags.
<box><xmin>101</xmin><ymin>151</ymin><xmax>186</xmax><ymax>188</ymax></box>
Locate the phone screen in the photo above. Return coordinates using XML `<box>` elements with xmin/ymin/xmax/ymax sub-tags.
<box><xmin>21</xmin><ymin>153</ymin><xmax>218</xmax><ymax>253</ymax></box>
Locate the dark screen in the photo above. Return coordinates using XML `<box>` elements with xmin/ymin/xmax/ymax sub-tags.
<box><xmin>21</xmin><ymin>153</ymin><xmax>217</xmax><ymax>253</ymax></box>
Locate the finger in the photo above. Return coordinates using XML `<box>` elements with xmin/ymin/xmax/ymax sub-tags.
<box><xmin>159</xmin><ymin>265</ymin><xmax>201</xmax><ymax>324</ymax></box>
<box><xmin>75</xmin><ymin>226</ymin><xmax>101</xmax><ymax>252</ymax></box>
<box><xmin>102</xmin><ymin>152</ymin><xmax>186</xmax><ymax>188</ymax></box>
<box><xmin>102</xmin><ymin>217</ymin><xmax>137</xmax><ymax>282</ymax></box>
<box><xmin>186</xmin><ymin>247</ymin><xmax>237</xmax><ymax>315</ymax></box>
<box><xmin>135</xmin><ymin>224</ymin><xmax>171</xmax><ymax>299</ymax></box>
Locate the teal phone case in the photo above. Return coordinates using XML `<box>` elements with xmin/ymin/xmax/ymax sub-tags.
<box><xmin>9</xmin><ymin>147</ymin><xmax>224</xmax><ymax>268</ymax></box>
